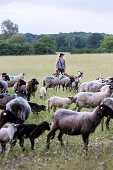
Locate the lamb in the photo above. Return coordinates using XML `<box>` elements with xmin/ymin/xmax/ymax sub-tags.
<box><xmin>40</xmin><ymin>87</ymin><xmax>46</xmax><ymax>98</ymax></box>
<box><xmin>6</xmin><ymin>90</ymin><xmax>31</xmax><ymax>122</ymax></box>
<box><xmin>13</xmin><ymin>79</ymin><xmax>26</xmax><ymax>93</ymax></box>
<box><xmin>28</xmin><ymin>102</ymin><xmax>46</xmax><ymax>114</ymax></box>
<box><xmin>0</xmin><ymin>123</ymin><xmax>18</xmax><ymax>153</ymax></box>
<box><xmin>0</xmin><ymin>110</ymin><xmax>23</xmax><ymax>128</ymax></box>
<box><xmin>73</xmin><ymin>85</ymin><xmax>113</xmax><ymax>111</ymax></box>
<box><xmin>101</xmin><ymin>98</ymin><xmax>113</xmax><ymax>130</ymax></box>
<box><xmin>26</xmin><ymin>78</ymin><xmax>39</xmax><ymax>96</ymax></box>
<box><xmin>46</xmin><ymin>96</ymin><xmax>75</xmax><ymax>111</ymax></box>
<box><xmin>43</xmin><ymin>73</ymin><xmax>60</xmax><ymax>91</ymax></box>
<box><xmin>11</xmin><ymin>121</ymin><xmax>50</xmax><ymax>150</ymax></box>
<box><xmin>46</xmin><ymin>104</ymin><xmax>113</xmax><ymax>151</ymax></box>
<box><xmin>7</xmin><ymin>73</ymin><xmax>25</xmax><ymax>87</ymax></box>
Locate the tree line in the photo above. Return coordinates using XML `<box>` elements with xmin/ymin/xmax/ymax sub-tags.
<box><xmin>0</xmin><ymin>19</ymin><xmax>113</xmax><ymax>55</ymax></box>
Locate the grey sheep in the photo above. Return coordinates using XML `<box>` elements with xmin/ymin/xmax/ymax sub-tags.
<box><xmin>46</xmin><ymin>104</ymin><xmax>113</xmax><ymax>151</ymax></box>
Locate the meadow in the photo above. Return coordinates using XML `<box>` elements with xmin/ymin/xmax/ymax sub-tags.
<box><xmin>0</xmin><ymin>53</ymin><xmax>113</xmax><ymax>170</ymax></box>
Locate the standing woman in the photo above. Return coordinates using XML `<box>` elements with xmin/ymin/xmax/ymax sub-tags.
<box><xmin>56</xmin><ymin>53</ymin><xmax>66</xmax><ymax>75</ymax></box>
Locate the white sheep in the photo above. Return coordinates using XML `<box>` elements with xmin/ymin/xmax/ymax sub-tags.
<box><xmin>0</xmin><ymin>123</ymin><xmax>18</xmax><ymax>153</ymax></box>
<box><xmin>8</xmin><ymin>73</ymin><xmax>25</xmax><ymax>87</ymax></box>
<box><xmin>73</xmin><ymin>85</ymin><xmax>113</xmax><ymax>111</ymax></box>
<box><xmin>46</xmin><ymin>96</ymin><xmax>75</xmax><ymax>111</ymax></box>
<box><xmin>40</xmin><ymin>87</ymin><xmax>46</xmax><ymax>98</ymax></box>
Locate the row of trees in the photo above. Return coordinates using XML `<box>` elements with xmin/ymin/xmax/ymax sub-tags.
<box><xmin>0</xmin><ymin>19</ymin><xmax>113</xmax><ymax>55</ymax></box>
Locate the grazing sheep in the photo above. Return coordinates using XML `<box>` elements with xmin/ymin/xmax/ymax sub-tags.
<box><xmin>73</xmin><ymin>85</ymin><xmax>113</xmax><ymax>111</ymax></box>
<box><xmin>0</xmin><ymin>110</ymin><xmax>23</xmax><ymax>128</ymax></box>
<box><xmin>40</xmin><ymin>87</ymin><xmax>46</xmax><ymax>98</ymax></box>
<box><xmin>8</xmin><ymin>73</ymin><xmax>25</xmax><ymax>87</ymax></box>
<box><xmin>46</xmin><ymin>104</ymin><xmax>113</xmax><ymax>151</ymax></box>
<box><xmin>0</xmin><ymin>94</ymin><xmax>17</xmax><ymax>110</ymax></box>
<box><xmin>11</xmin><ymin>121</ymin><xmax>50</xmax><ymax>150</ymax></box>
<box><xmin>13</xmin><ymin>79</ymin><xmax>26</xmax><ymax>93</ymax></box>
<box><xmin>0</xmin><ymin>123</ymin><xmax>18</xmax><ymax>153</ymax></box>
<box><xmin>26</xmin><ymin>78</ymin><xmax>39</xmax><ymax>96</ymax></box>
<box><xmin>80</xmin><ymin>79</ymin><xmax>111</xmax><ymax>92</ymax></box>
<box><xmin>46</xmin><ymin>96</ymin><xmax>75</xmax><ymax>111</ymax></box>
<box><xmin>28</xmin><ymin>102</ymin><xmax>46</xmax><ymax>114</ymax></box>
<box><xmin>101</xmin><ymin>98</ymin><xmax>113</xmax><ymax>130</ymax></box>
<box><xmin>43</xmin><ymin>73</ymin><xmax>60</xmax><ymax>91</ymax></box>
<box><xmin>6</xmin><ymin>90</ymin><xmax>31</xmax><ymax>122</ymax></box>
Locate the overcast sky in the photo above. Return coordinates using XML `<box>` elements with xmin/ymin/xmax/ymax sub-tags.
<box><xmin>0</xmin><ymin>0</ymin><xmax>113</xmax><ymax>35</ymax></box>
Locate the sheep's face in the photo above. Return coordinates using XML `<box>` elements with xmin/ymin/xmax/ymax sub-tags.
<box><xmin>31</xmin><ymin>78</ymin><xmax>39</xmax><ymax>85</ymax></box>
<box><xmin>0</xmin><ymin>110</ymin><xmax>23</xmax><ymax>128</ymax></box>
<box><xmin>42</xmin><ymin>121</ymin><xmax>50</xmax><ymax>131</ymax></box>
<box><xmin>2</xmin><ymin>73</ymin><xmax>10</xmax><ymax>81</ymax></box>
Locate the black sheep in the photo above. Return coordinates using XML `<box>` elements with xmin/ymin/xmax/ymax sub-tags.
<box><xmin>11</xmin><ymin>121</ymin><xmax>50</xmax><ymax>150</ymax></box>
<box><xmin>28</xmin><ymin>102</ymin><xmax>46</xmax><ymax>114</ymax></box>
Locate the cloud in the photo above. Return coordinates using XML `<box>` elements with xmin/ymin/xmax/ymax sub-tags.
<box><xmin>0</xmin><ymin>0</ymin><xmax>113</xmax><ymax>34</ymax></box>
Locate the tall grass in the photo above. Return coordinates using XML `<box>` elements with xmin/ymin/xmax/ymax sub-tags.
<box><xmin>0</xmin><ymin>53</ymin><xmax>113</xmax><ymax>170</ymax></box>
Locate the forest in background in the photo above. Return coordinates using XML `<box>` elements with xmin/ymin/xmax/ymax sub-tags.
<box><xmin>0</xmin><ymin>19</ymin><xmax>113</xmax><ymax>55</ymax></box>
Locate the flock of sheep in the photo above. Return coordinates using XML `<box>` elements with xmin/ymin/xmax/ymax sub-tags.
<box><xmin>0</xmin><ymin>72</ymin><xmax>113</xmax><ymax>154</ymax></box>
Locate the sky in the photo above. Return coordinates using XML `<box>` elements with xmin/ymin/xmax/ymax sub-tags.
<box><xmin>0</xmin><ymin>0</ymin><xmax>113</xmax><ymax>35</ymax></box>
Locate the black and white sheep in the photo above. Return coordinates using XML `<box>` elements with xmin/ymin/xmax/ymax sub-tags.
<box><xmin>43</xmin><ymin>73</ymin><xmax>60</xmax><ymax>91</ymax></box>
<box><xmin>0</xmin><ymin>123</ymin><xmax>18</xmax><ymax>153</ymax></box>
<box><xmin>11</xmin><ymin>121</ymin><xmax>50</xmax><ymax>150</ymax></box>
<box><xmin>0</xmin><ymin>110</ymin><xmax>23</xmax><ymax>128</ymax></box>
<box><xmin>46</xmin><ymin>104</ymin><xmax>113</xmax><ymax>151</ymax></box>
<box><xmin>8</xmin><ymin>73</ymin><xmax>25</xmax><ymax>87</ymax></box>
<box><xmin>6</xmin><ymin>90</ymin><xmax>31</xmax><ymax>122</ymax></box>
<box><xmin>46</xmin><ymin>96</ymin><xmax>75</xmax><ymax>111</ymax></box>
<box><xmin>73</xmin><ymin>85</ymin><xmax>113</xmax><ymax>111</ymax></box>
<box><xmin>28</xmin><ymin>102</ymin><xmax>46</xmax><ymax>114</ymax></box>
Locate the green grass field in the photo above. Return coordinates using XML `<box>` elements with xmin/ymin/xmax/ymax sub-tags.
<box><xmin>0</xmin><ymin>53</ymin><xmax>113</xmax><ymax>170</ymax></box>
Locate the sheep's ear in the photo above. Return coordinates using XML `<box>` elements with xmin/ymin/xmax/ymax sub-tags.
<box><xmin>14</xmin><ymin>124</ymin><xmax>19</xmax><ymax>127</ymax></box>
<box><xmin>68</xmin><ymin>96</ymin><xmax>74</xmax><ymax>100</ymax></box>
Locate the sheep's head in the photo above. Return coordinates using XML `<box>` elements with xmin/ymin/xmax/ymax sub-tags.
<box><xmin>0</xmin><ymin>110</ymin><xmax>23</xmax><ymax>128</ymax></box>
<box><xmin>31</xmin><ymin>78</ymin><xmax>39</xmax><ymax>85</ymax></box>
<box><xmin>99</xmin><ymin>104</ymin><xmax>113</xmax><ymax>118</ymax></box>
<box><xmin>42</xmin><ymin>121</ymin><xmax>50</xmax><ymax>131</ymax></box>
<box><xmin>1</xmin><ymin>73</ymin><xmax>10</xmax><ymax>81</ymax></box>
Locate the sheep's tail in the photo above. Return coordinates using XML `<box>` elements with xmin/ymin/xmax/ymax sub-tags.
<box><xmin>43</xmin><ymin>80</ymin><xmax>45</xmax><ymax>87</ymax></box>
<box><xmin>46</xmin><ymin>99</ymin><xmax>51</xmax><ymax>110</ymax></box>
<box><xmin>100</xmin><ymin>104</ymin><xmax>113</xmax><ymax>117</ymax></box>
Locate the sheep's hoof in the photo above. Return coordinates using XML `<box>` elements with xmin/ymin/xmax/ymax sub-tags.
<box><xmin>22</xmin><ymin>148</ymin><xmax>25</xmax><ymax>151</ymax></box>
<box><xmin>46</xmin><ymin>145</ymin><xmax>50</xmax><ymax>150</ymax></box>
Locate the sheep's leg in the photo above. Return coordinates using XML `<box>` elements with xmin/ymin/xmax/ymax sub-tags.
<box><xmin>10</xmin><ymin>139</ymin><xmax>17</xmax><ymax>147</ymax></box>
<box><xmin>30</xmin><ymin>139</ymin><xmax>34</xmax><ymax>150</ymax></box>
<box><xmin>46</xmin><ymin>130</ymin><xmax>56</xmax><ymax>149</ymax></box>
<box><xmin>82</xmin><ymin>134</ymin><xmax>89</xmax><ymax>151</ymax></box>
<box><xmin>101</xmin><ymin>118</ymin><xmax>104</xmax><ymax>131</ymax></box>
<box><xmin>1</xmin><ymin>143</ymin><xmax>6</xmax><ymax>154</ymax></box>
<box><xmin>106</xmin><ymin>116</ymin><xmax>111</xmax><ymax>130</ymax></box>
<box><xmin>19</xmin><ymin>138</ymin><xmax>25</xmax><ymax>151</ymax></box>
<box><xmin>58</xmin><ymin>130</ymin><xmax>64</xmax><ymax>146</ymax></box>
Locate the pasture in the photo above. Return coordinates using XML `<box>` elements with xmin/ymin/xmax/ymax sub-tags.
<box><xmin>0</xmin><ymin>53</ymin><xmax>113</xmax><ymax>170</ymax></box>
